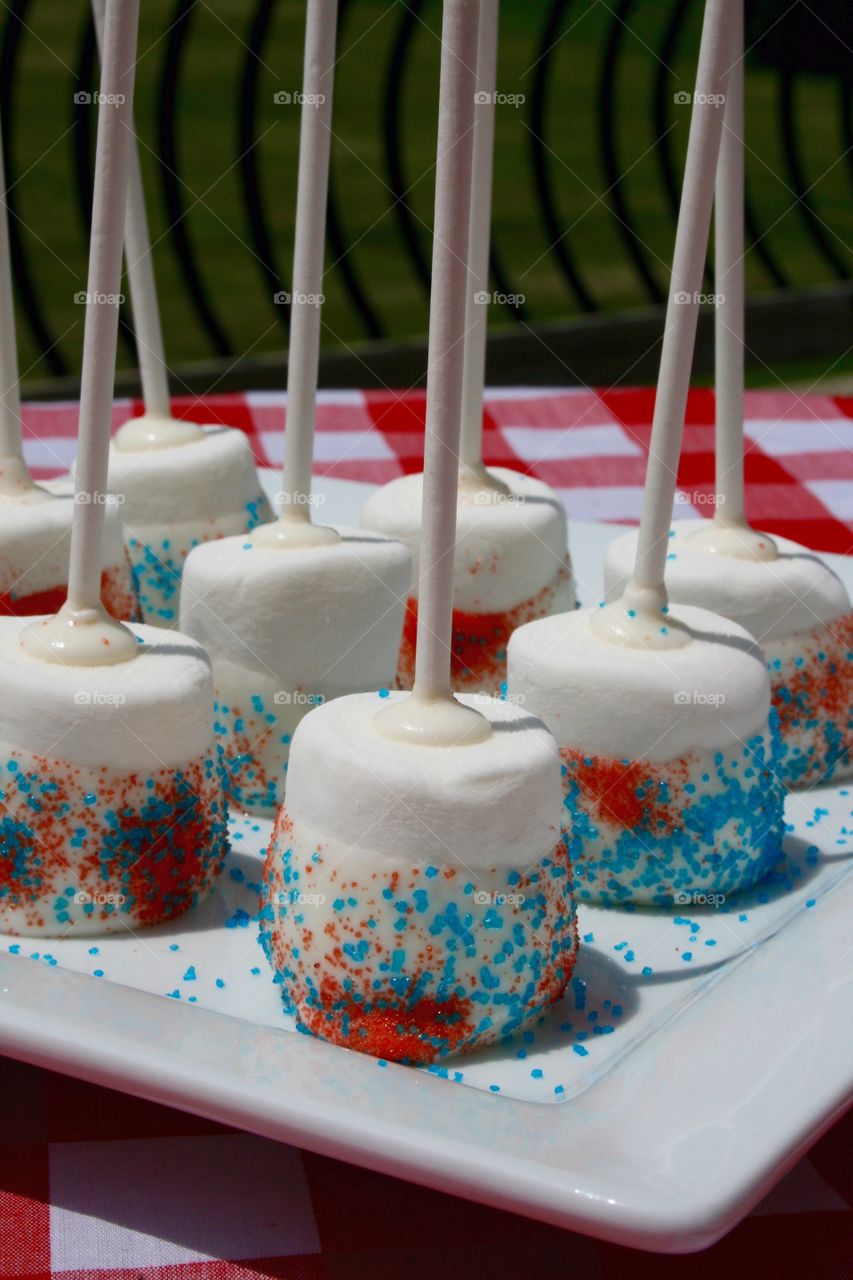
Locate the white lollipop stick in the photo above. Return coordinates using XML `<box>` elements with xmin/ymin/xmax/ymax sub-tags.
<box><xmin>21</xmin><ymin>0</ymin><xmax>140</xmax><ymax>665</ymax></box>
<box><xmin>0</xmin><ymin>116</ymin><xmax>32</xmax><ymax>494</ymax></box>
<box><xmin>629</xmin><ymin>0</ymin><xmax>735</xmax><ymax>606</ymax></box>
<box><xmin>91</xmin><ymin>0</ymin><xmax>171</xmax><ymax>422</ymax></box>
<box><xmin>270</xmin><ymin>0</ymin><xmax>338</xmax><ymax>544</ymax></box>
<box><xmin>713</xmin><ymin>0</ymin><xmax>744</xmax><ymax>527</ymax></box>
<box><xmin>377</xmin><ymin>0</ymin><xmax>488</xmax><ymax>745</ymax></box>
<box><xmin>458</xmin><ymin>0</ymin><xmax>498</xmax><ymax>480</ymax></box>
<box><xmin>690</xmin><ymin>0</ymin><xmax>774</xmax><ymax>561</ymax></box>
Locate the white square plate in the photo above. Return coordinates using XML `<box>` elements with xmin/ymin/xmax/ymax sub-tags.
<box><xmin>0</xmin><ymin>473</ymin><xmax>850</xmax><ymax>1254</ymax></box>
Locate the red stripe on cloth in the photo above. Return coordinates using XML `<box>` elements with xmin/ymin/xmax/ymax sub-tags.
<box><xmin>53</xmin><ymin>1259</ymin><xmax>325</xmax><ymax>1280</ymax></box>
<box><xmin>0</xmin><ymin>1145</ymin><xmax>50</xmax><ymax>1277</ymax></box>
<box><xmin>533</xmin><ymin>456</ymin><xmax>650</xmax><ymax>489</ymax></box>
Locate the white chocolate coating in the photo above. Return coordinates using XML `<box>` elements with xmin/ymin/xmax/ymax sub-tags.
<box><xmin>0</xmin><ymin>616</ymin><xmax>215</xmax><ymax>770</ymax></box>
<box><xmin>284</xmin><ymin>690</ymin><xmax>562</xmax><ymax>870</ymax></box>
<box><xmin>179</xmin><ymin>526</ymin><xmax>411</xmax><ymax>814</ymax></box>
<box><xmin>107</xmin><ymin>425</ymin><xmax>265</xmax><ymax>525</ymax></box>
<box><xmin>0</xmin><ymin>491</ymin><xmax>129</xmax><ymax>603</ymax></box>
<box><xmin>361</xmin><ymin>466</ymin><xmax>569</xmax><ymax>612</ymax></box>
<box><xmin>506</xmin><ymin>602</ymin><xmax>771</xmax><ymax>761</ymax></box>
<box><xmin>604</xmin><ymin>521</ymin><xmax>850</xmax><ymax>643</ymax></box>
<box><xmin>179</xmin><ymin>525</ymin><xmax>410</xmax><ymax>691</ymax></box>
<box><xmin>105</xmin><ymin>425</ymin><xmax>271</xmax><ymax>625</ymax></box>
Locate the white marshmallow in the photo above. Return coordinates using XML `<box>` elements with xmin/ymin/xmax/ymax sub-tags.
<box><xmin>0</xmin><ymin>617</ymin><xmax>214</xmax><ymax>768</ymax></box>
<box><xmin>285</xmin><ymin>690</ymin><xmax>561</xmax><ymax>868</ymax></box>
<box><xmin>179</xmin><ymin>527</ymin><xmax>411</xmax><ymax>815</ymax></box>
<box><xmin>361</xmin><ymin>467</ymin><xmax>570</xmax><ymax>612</ymax></box>
<box><xmin>106</xmin><ymin>426</ymin><xmax>271</xmax><ymax>625</ymax></box>
<box><xmin>603</xmin><ymin>521</ymin><xmax>849</xmax><ymax>643</ymax></box>
<box><xmin>0</xmin><ymin>490</ymin><xmax>133</xmax><ymax>615</ymax></box>
<box><xmin>506</xmin><ymin>602</ymin><xmax>771</xmax><ymax>762</ymax></box>
<box><xmin>260</xmin><ymin>690</ymin><xmax>578</xmax><ymax>1060</ymax></box>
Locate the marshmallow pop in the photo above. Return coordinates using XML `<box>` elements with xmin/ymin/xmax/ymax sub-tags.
<box><xmin>0</xmin><ymin>0</ymin><xmax>227</xmax><ymax>938</ymax></box>
<box><xmin>179</xmin><ymin>0</ymin><xmax>409</xmax><ymax>819</ymax></box>
<box><xmin>507</xmin><ymin>0</ymin><xmax>786</xmax><ymax>909</ymax></box>
<box><xmin>0</xmin><ymin>106</ymin><xmax>135</xmax><ymax>621</ymax></box>
<box><xmin>260</xmin><ymin>0</ymin><xmax>577</xmax><ymax>1065</ymax></box>
<box><xmin>91</xmin><ymin>7</ymin><xmax>269</xmax><ymax>629</ymax></box>
<box><xmin>361</xmin><ymin>0</ymin><xmax>574</xmax><ymax>698</ymax></box>
<box><xmin>604</xmin><ymin>2</ymin><xmax>852</xmax><ymax>789</ymax></box>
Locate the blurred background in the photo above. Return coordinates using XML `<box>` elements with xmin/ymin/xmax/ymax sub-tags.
<box><xmin>2</xmin><ymin>0</ymin><xmax>852</xmax><ymax>397</ymax></box>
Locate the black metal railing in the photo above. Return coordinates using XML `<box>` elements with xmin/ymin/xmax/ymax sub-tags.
<box><xmin>1</xmin><ymin>0</ymin><xmax>850</xmax><ymax>388</ymax></box>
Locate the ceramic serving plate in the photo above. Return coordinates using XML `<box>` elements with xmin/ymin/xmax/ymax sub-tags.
<box><xmin>0</xmin><ymin>473</ymin><xmax>850</xmax><ymax>1254</ymax></box>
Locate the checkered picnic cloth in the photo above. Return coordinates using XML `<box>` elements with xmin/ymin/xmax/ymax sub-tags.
<box><xmin>1</xmin><ymin>388</ymin><xmax>851</xmax><ymax>1277</ymax></box>
<box><xmin>19</xmin><ymin>386</ymin><xmax>853</xmax><ymax>554</ymax></box>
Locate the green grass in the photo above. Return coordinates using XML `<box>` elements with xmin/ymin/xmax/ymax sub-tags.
<box><xmin>5</xmin><ymin>0</ymin><xmax>852</xmax><ymax>388</ymax></box>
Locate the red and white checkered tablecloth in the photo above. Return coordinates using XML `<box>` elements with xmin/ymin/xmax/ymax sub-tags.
<box><xmin>2</xmin><ymin>387</ymin><xmax>851</xmax><ymax>1278</ymax></box>
<box><xmin>19</xmin><ymin>386</ymin><xmax>853</xmax><ymax>553</ymax></box>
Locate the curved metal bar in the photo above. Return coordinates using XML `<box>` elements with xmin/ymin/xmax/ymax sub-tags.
<box><xmin>382</xmin><ymin>0</ymin><xmax>431</xmax><ymax>300</ymax></box>
<box><xmin>780</xmin><ymin>67</ymin><xmax>849</xmax><ymax>280</ymax></box>
<box><xmin>528</xmin><ymin>0</ymin><xmax>596</xmax><ymax>311</ymax></box>
<box><xmin>325</xmin><ymin>0</ymin><xmax>384</xmax><ymax>339</ymax></box>
<box><xmin>655</xmin><ymin>0</ymin><xmax>787</xmax><ymax>290</ymax></box>
<box><xmin>599</xmin><ymin>0</ymin><xmax>663</xmax><ymax>302</ymax></box>
<box><xmin>73</xmin><ymin>9</ymin><xmax>138</xmax><ymax>365</ymax></box>
<box><xmin>158</xmin><ymin>0</ymin><xmax>232</xmax><ymax>355</ymax></box>
<box><xmin>841</xmin><ymin>74</ymin><xmax>853</xmax><ymax>192</ymax></box>
<box><xmin>0</xmin><ymin>0</ymin><xmax>66</xmax><ymax>374</ymax></box>
<box><xmin>238</xmin><ymin>0</ymin><xmax>288</xmax><ymax>334</ymax></box>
